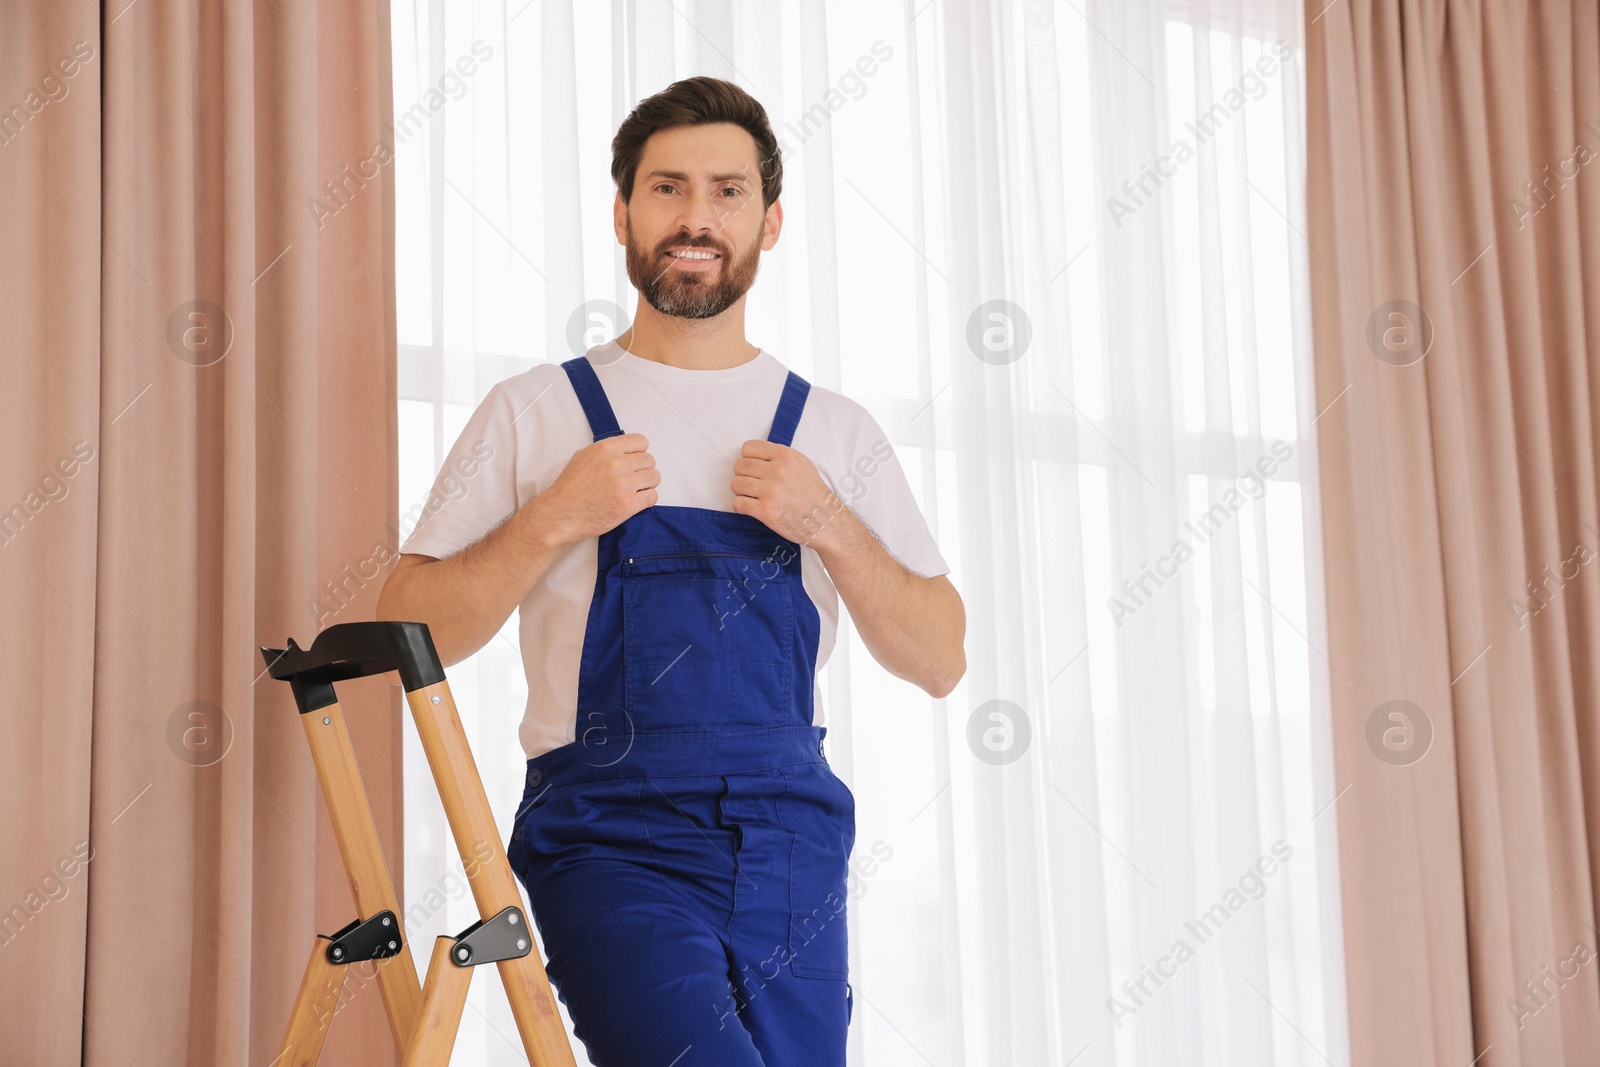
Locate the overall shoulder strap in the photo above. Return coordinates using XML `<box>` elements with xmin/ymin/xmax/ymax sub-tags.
<box><xmin>560</xmin><ymin>356</ymin><xmax>624</xmax><ymax>441</ymax></box>
<box><xmin>766</xmin><ymin>370</ymin><xmax>810</xmax><ymax>447</ymax></box>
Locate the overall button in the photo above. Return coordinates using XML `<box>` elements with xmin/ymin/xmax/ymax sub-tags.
<box><xmin>818</xmin><ymin>738</ymin><xmax>826</xmax><ymax>756</ymax></box>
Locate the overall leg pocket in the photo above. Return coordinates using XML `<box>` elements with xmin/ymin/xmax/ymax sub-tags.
<box><xmin>506</xmin><ymin>773</ymin><xmax>559</xmax><ymax>892</ymax></box>
<box><xmin>777</xmin><ymin>766</ymin><xmax>855</xmax><ymax>980</ymax></box>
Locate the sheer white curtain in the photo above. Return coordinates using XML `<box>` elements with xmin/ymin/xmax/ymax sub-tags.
<box><xmin>389</xmin><ymin>1</ymin><xmax>1349</xmax><ymax>1064</ymax></box>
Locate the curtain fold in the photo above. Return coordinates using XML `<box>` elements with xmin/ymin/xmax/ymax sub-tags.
<box><xmin>1306</xmin><ymin>0</ymin><xmax>1600</xmax><ymax>1062</ymax></box>
<box><xmin>1</xmin><ymin>1</ymin><xmax>402</xmax><ymax>1063</ymax></box>
<box><xmin>0</xmin><ymin>1</ymin><xmax>102</xmax><ymax>1059</ymax></box>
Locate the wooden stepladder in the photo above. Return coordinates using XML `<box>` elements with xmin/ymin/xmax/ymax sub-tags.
<box><xmin>260</xmin><ymin>621</ymin><xmax>576</xmax><ymax>1066</ymax></box>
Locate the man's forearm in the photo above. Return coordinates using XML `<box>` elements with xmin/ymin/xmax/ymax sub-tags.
<box><xmin>376</xmin><ymin>497</ymin><xmax>568</xmax><ymax>667</ymax></box>
<box><xmin>810</xmin><ymin>505</ymin><xmax>966</xmax><ymax>698</ymax></box>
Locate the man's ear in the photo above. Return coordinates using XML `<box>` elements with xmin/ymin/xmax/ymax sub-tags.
<box><xmin>762</xmin><ymin>198</ymin><xmax>783</xmax><ymax>251</ymax></box>
<box><xmin>614</xmin><ymin>192</ymin><xmax>628</xmax><ymax>245</ymax></box>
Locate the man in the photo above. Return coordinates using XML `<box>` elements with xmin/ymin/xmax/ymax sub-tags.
<box><xmin>378</xmin><ymin>75</ymin><xmax>965</xmax><ymax>1066</ymax></box>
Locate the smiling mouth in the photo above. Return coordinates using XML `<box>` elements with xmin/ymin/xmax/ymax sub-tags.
<box><xmin>663</xmin><ymin>248</ymin><xmax>721</xmax><ymax>261</ymax></box>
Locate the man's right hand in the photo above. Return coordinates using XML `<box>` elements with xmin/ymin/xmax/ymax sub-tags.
<box><xmin>533</xmin><ymin>432</ymin><xmax>660</xmax><ymax>546</ymax></box>
<box><xmin>377</xmin><ymin>434</ymin><xmax>658</xmax><ymax>667</ymax></box>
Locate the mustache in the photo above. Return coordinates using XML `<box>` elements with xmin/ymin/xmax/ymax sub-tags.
<box><xmin>657</xmin><ymin>235</ymin><xmax>725</xmax><ymax>256</ymax></box>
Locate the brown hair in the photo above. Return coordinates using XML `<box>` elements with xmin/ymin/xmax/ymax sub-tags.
<box><xmin>611</xmin><ymin>76</ymin><xmax>782</xmax><ymax>209</ymax></box>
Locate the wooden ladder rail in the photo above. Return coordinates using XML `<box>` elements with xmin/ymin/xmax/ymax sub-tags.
<box><xmin>261</xmin><ymin>621</ymin><xmax>575</xmax><ymax>1066</ymax></box>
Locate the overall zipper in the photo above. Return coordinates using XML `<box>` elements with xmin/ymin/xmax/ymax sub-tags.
<box><xmin>625</xmin><ymin>550</ymin><xmax>770</xmax><ymax>564</ymax></box>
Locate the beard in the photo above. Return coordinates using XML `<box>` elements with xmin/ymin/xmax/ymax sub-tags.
<box><xmin>624</xmin><ymin>216</ymin><xmax>762</xmax><ymax>320</ymax></box>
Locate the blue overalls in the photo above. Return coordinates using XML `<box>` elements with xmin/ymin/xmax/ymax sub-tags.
<box><xmin>505</xmin><ymin>354</ymin><xmax>857</xmax><ymax>1066</ymax></box>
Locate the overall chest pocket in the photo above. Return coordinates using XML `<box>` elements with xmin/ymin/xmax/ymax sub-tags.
<box><xmin>621</xmin><ymin>552</ymin><xmax>795</xmax><ymax>728</ymax></box>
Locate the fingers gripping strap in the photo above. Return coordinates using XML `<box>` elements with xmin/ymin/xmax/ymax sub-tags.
<box><xmin>561</xmin><ymin>356</ymin><xmax>624</xmax><ymax>441</ymax></box>
<box><xmin>767</xmin><ymin>371</ymin><xmax>810</xmax><ymax>447</ymax></box>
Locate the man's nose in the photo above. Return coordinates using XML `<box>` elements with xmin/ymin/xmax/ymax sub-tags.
<box><xmin>675</xmin><ymin>190</ymin><xmax>725</xmax><ymax>236</ymax></box>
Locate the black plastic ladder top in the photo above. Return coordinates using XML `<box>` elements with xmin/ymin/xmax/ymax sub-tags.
<box><xmin>260</xmin><ymin>621</ymin><xmax>446</xmax><ymax>714</ymax></box>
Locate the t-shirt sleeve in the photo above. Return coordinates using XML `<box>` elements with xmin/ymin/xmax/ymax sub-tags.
<box><xmin>398</xmin><ymin>383</ymin><xmax>522</xmax><ymax>560</ymax></box>
<box><xmin>828</xmin><ymin>405</ymin><xmax>950</xmax><ymax>579</ymax></box>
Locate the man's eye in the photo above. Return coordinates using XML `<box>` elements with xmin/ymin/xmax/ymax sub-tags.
<box><xmin>655</xmin><ymin>184</ymin><xmax>676</xmax><ymax>194</ymax></box>
<box><xmin>720</xmin><ymin>187</ymin><xmax>742</xmax><ymax>197</ymax></box>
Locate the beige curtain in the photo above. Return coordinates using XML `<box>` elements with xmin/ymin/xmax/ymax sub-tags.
<box><xmin>1307</xmin><ymin>0</ymin><xmax>1600</xmax><ymax>1063</ymax></box>
<box><xmin>1</xmin><ymin>2</ymin><xmax>402</xmax><ymax>1063</ymax></box>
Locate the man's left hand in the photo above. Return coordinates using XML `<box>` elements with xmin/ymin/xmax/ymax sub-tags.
<box><xmin>730</xmin><ymin>439</ymin><xmax>846</xmax><ymax>548</ymax></box>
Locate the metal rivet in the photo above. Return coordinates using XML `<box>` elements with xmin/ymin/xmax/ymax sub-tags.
<box><xmin>332</xmin><ymin>947</ymin><xmax>343</xmax><ymax>958</ymax></box>
<box><xmin>388</xmin><ymin>940</ymin><xmax>397</xmax><ymax>950</ymax></box>
<box><xmin>508</xmin><ymin>912</ymin><xmax>519</xmax><ymax>925</ymax></box>
<box><xmin>431</xmin><ymin>694</ymin><xmax>441</xmax><ymax>705</ymax></box>
<box><xmin>382</xmin><ymin>916</ymin><xmax>391</xmax><ymax>926</ymax></box>
<box><xmin>457</xmin><ymin>947</ymin><xmax>470</xmax><ymax>961</ymax></box>
<box><xmin>517</xmin><ymin>939</ymin><xmax>528</xmax><ymax>951</ymax></box>
<box><xmin>323</xmin><ymin>717</ymin><xmax>331</xmax><ymax>725</ymax></box>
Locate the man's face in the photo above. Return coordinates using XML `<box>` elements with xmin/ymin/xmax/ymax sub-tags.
<box><xmin>617</xmin><ymin>123</ymin><xmax>781</xmax><ymax>320</ymax></box>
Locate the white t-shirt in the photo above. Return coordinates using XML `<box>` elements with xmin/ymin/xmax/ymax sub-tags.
<box><xmin>399</xmin><ymin>340</ymin><xmax>950</xmax><ymax>760</ymax></box>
